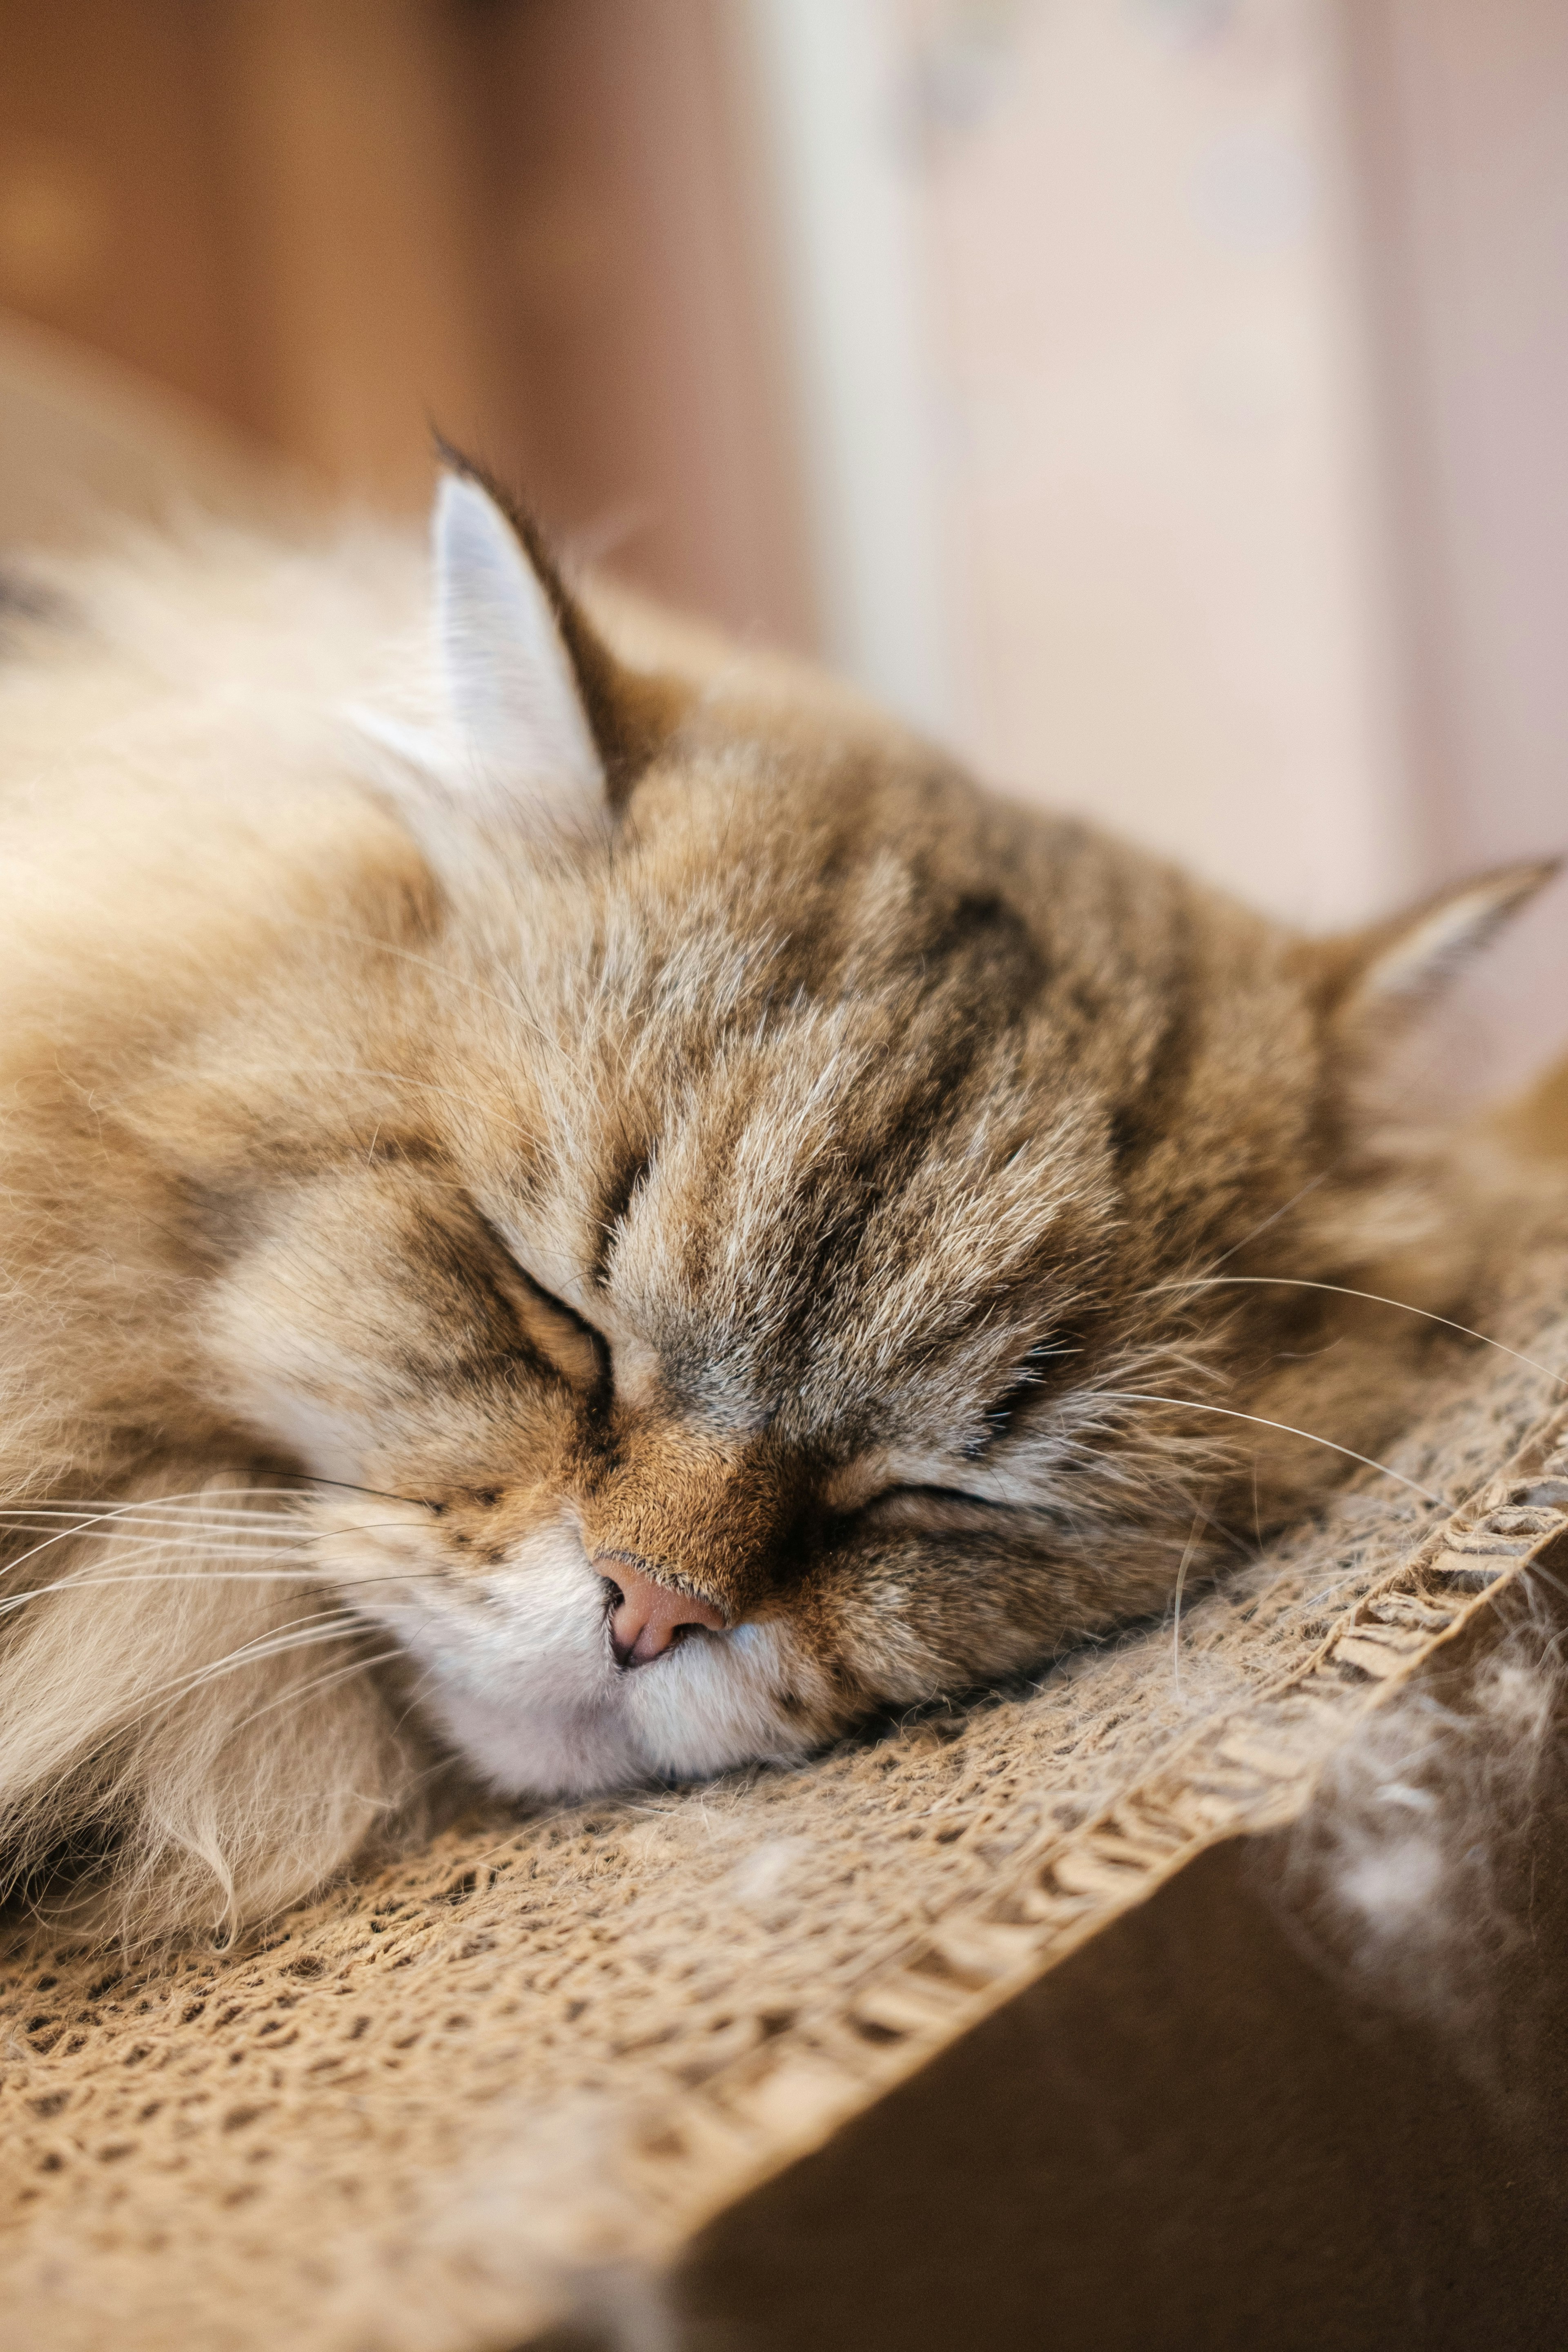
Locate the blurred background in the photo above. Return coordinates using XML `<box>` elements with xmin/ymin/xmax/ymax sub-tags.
<box><xmin>2</xmin><ymin>0</ymin><xmax>1565</xmax><ymax>1082</ymax></box>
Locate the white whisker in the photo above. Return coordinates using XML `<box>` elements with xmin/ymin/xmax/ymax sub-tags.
<box><xmin>1171</xmin><ymin>1506</ymin><xmax>1206</xmax><ymax>1695</ymax></box>
<box><xmin>1152</xmin><ymin>1274</ymin><xmax>1566</xmax><ymax>1392</ymax></box>
<box><xmin>0</xmin><ymin>1503</ymin><xmax>293</xmax><ymax>1523</ymax></box>
<box><xmin>131</xmin><ymin>1616</ymin><xmax>373</xmax><ymax>1714</ymax></box>
<box><xmin>0</xmin><ymin>1520</ymin><xmax>170</xmax><ymax>1578</ymax></box>
<box><xmin>1</xmin><ymin>1523</ymin><xmax>305</xmax><ymax>1551</ymax></box>
<box><xmin>231</xmin><ymin>1648</ymin><xmax>406</xmax><ymax>1732</ymax></box>
<box><xmin>1100</xmin><ymin>1391</ymin><xmax>1442</xmax><ymax>1504</ymax></box>
<box><xmin>0</xmin><ymin>1569</ymin><xmax>441</xmax><ymax>1620</ymax></box>
<box><xmin>1205</xmin><ymin>1167</ymin><xmax>1333</xmax><ymax>1272</ymax></box>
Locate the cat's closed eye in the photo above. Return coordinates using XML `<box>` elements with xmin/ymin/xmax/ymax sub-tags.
<box><xmin>844</xmin><ymin>1484</ymin><xmax>1014</xmax><ymax>1535</ymax></box>
<box><xmin>492</xmin><ymin>1252</ymin><xmax>607</xmax><ymax>1394</ymax></box>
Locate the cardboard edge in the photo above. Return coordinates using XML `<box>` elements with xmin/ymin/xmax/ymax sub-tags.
<box><xmin>523</xmin><ymin>1400</ymin><xmax>1568</xmax><ymax>2315</ymax></box>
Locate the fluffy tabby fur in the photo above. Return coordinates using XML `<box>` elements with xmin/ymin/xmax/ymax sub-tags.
<box><xmin>0</xmin><ymin>462</ymin><xmax>1553</xmax><ymax>1944</ymax></box>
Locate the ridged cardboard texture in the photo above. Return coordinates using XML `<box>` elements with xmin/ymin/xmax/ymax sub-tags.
<box><xmin>5</xmin><ymin>1252</ymin><xmax>1567</xmax><ymax>2352</ymax></box>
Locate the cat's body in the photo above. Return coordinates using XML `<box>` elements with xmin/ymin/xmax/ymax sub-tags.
<box><xmin>0</xmin><ymin>468</ymin><xmax>1552</xmax><ymax>1943</ymax></box>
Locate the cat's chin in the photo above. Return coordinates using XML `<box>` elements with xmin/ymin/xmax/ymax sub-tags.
<box><xmin>421</xmin><ymin>1621</ymin><xmax>822</xmax><ymax>1801</ymax></box>
<box><xmin>351</xmin><ymin>1525</ymin><xmax>821</xmax><ymax>1802</ymax></box>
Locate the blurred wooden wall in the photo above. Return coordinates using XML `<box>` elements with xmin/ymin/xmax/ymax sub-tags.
<box><xmin>0</xmin><ymin>0</ymin><xmax>817</xmax><ymax>647</ymax></box>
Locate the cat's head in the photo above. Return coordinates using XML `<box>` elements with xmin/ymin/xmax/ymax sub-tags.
<box><xmin>184</xmin><ymin>466</ymin><xmax>1549</xmax><ymax>1800</ymax></box>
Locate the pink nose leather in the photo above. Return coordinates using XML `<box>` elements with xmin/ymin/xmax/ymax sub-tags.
<box><xmin>600</xmin><ymin>1562</ymin><xmax>726</xmax><ymax>1667</ymax></box>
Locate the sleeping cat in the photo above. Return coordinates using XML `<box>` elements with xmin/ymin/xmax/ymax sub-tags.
<box><xmin>0</xmin><ymin>460</ymin><xmax>1552</xmax><ymax>1943</ymax></box>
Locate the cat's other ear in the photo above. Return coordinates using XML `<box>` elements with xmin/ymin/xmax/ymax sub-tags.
<box><xmin>1320</xmin><ymin>861</ymin><xmax>1558</xmax><ymax>1018</ymax></box>
<box><xmin>1308</xmin><ymin>859</ymin><xmax>1559</xmax><ymax>1065</ymax></box>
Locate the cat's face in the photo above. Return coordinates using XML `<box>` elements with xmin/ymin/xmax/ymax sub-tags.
<box><xmin>197</xmin><ymin>808</ymin><xmax>1251</xmax><ymax>1793</ymax></box>
<box><xmin>184</xmin><ymin>472</ymin><xmax>1540</xmax><ymax>1802</ymax></box>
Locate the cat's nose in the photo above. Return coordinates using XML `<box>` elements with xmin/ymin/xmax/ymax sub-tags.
<box><xmin>598</xmin><ymin>1561</ymin><xmax>726</xmax><ymax>1668</ymax></box>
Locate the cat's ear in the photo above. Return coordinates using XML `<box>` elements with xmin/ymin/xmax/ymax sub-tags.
<box><xmin>1314</xmin><ymin>858</ymin><xmax>1559</xmax><ymax>1036</ymax></box>
<box><xmin>351</xmin><ymin>460</ymin><xmax>669</xmax><ymax>870</ymax></box>
<box><xmin>431</xmin><ymin>468</ymin><xmax>604</xmax><ymax>833</ymax></box>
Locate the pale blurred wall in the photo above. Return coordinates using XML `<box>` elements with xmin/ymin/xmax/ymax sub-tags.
<box><xmin>471</xmin><ymin>0</ymin><xmax>817</xmax><ymax>651</ymax></box>
<box><xmin>791</xmin><ymin>0</ymin><xmax>1410</xmax><ymax>932</ymax></box>
<box><xmin>1348</xmin><ymin>0</ymin><xmax>1568</xmax><ymax>888</ymax></box>
<box><xmin>1343</xmin><ymin>0</ymin><xmax>1568</xmax><ymax>1084</ymax></box>
<box><xmin>746</xmin><ymin>0</ymin><xmax>1568</xmax><ymax>1067</ymax></box>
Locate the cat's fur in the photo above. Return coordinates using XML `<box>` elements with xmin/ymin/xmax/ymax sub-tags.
<box><xmin>0</xmin><ymin>463</ymin><xmax>1552</xmax><ymax>1944</ymax></box>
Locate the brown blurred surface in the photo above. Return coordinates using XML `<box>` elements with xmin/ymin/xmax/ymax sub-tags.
<box><xmin>470</xmin><ymin>1</ymin><xmax>814</xmax><ymax>647</ymax></box>
<box><xmin>0</xmin><ymin>5</ymin><xmax>249</xmax><ymax>423</ymax></box>
<box><xmin>0</xmin><ymin>0</ymin><xmax>814</xmax><ymax>645</ymax></box>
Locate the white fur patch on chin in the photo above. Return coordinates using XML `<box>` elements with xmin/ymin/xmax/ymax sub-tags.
<box><xmin>619</xmin><ymin>1620</ymin><xmax>818</xmax><ymax>1782</ymax></box>
<box><xmin>371</xmin><ymin>1516</ymin><xmax>815</xmax><ymax>1801</ymax></box>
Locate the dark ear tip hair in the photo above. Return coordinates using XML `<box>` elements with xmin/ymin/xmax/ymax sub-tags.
<box><xmin>427</xmin><ymin>427</ymin><xmax>556</xmax><ymax>564</ymax></box>
<box><xmin>1488</xmin><ymin>851</ymin><xmax>1562</xmax><ymax>887</ymax></box>
<box><xmin>1513</xmin><ymin>852</ymin><xmax>1564</xmax><ymax>892</ymax></box>
<box><xmin>428</xmin><ymin>419</ymin><xmax>462</xmax><ymax>470</ymax></box>
<box><xmin>426</xmin><ymin>421</ymin><xmax>485</xmax><ymax>485</ymax></box>
<box><xmin>1463</xmin><ymin>853</ymin><xmax>1565</xmax><ymax>936</ymax></box>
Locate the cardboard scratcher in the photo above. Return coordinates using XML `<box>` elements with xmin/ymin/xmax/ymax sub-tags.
<box><xmin>5</xmin><ymin>1249</ymin><xmax>1568</xmax><ymax>2352</ymax></box>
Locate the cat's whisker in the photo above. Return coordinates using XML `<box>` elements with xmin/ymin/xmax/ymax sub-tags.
<box><xmin>13</xmin><ymin>1499</ymin><xmax>316</xmax><ymax>1519</ymax></box>
<box><xmin>0</xmin><ymin>1527</ymin><xmax>301</xmax><ymax>1554</ymax></box>
<box><xmin>1098</xmin><ymin>1392</ymin><xmax>1442</xmax><ymax>1504</ymax></box>
<box><xmin>197</xmin><ymin>1471</ymin><xmax>438</xmax><ymax>1508</ymax></box>
<box><xmin>0</xmin><ymin>1558</ymin><xmax>313</xmax><ymax>1608</ymax></box>
<box><xmin>1204</xmin><ymin>1166</ymin><xmax>1334</xmax><ymax>1272</ymax></box>
<box><xmin>1136</xmin><ymin>1475</ymin><xmax>1253</xmax><ymax>1566</ymax></box>
<box><xmin>0</xmin><ymin>1515</ymin><xmax>310</xmax><ymax>1543</ymax></box>
<box><xmin>0</xmin><ymin>1474</ymin><xmax>435</xmax><ymax>1532</ymax></box>
<box><xmin>126</xmin><ymin>1616</ymin><xmax>376</xmax><ymax>1715</ymax></box>
<box><xmin>230</xmin><ymin>1647</ymin><xmax>407</xmax><ymax>1733</ymax></box>
<box><xmin>0</xmin><ymin>1570</ymin><xmax>445</xmax><ymax>1621</ymax></box>
<box><xmin>96</xmin><ymin>1636</ymin><xmax>364</xmax><ymax>1736</ymax></box>
<box><xmin>0</xmin><ymin>1520</ymin><xmax>182</xmax><ymax>1578</ymax></box>
<box><xmin>1170</xmin><ymin>1505</ymin><xmax>1208</xmax><ymax>1695</ymax></box>
<box><xmin>39</xmin><ymin>1621</ymin><xmax>388</xmax><ymax>1762</ymax></box>
<box><xmin>0</xmin><ymin>1490</ymin><xmax>322</xmax><ymax>1531</ymax></box>
<box><xmin>0</xmin><ymin>1491</ymin><xmax>277</xmax><ymax>1523</ymax></box>
<box><xmin>294</xmin><ymin>1519</ymin><xmax>442</xmax><ymax>1546</ymax></box>
<box><xmin>0</xmin><ymin>1528</ymin><xmax>290</xmax><ymax>1555</ymax></box>
<box><xmin>200</xmin><ymin>1475</ymin><xmax>421</xmax><ymax>1506</ymax></box>
<box><xmin>1149</xmin><ymin>1274</ymin><xmax>1567</xmax><ymax>1392</ymax></box>
<box><xmin>0</xmin><ymin>1517</ymin><xmax>321</xmax><ymax>1562</ymax></box>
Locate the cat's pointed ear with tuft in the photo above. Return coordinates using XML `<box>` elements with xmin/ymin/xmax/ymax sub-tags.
<box><xmin>431</xmin><ymin>468</ymin><xmax>605</xmax><ymax>836</ymax></box>
<box><xmin>351</xmin><ymin>459</ymin><xmax>674</xmax><ymax>878</ymax></box>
